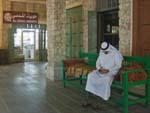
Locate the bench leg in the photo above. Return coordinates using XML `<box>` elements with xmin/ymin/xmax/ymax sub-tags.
<box><xmin>80</xmin><ymin>76</ymin><xmax>83</xmax><ymax>85</ymax></box>
<box><xmin>123</xmin><ymin>75</ymin><xmax>129</xmax><ymax>113</ymax></box>
<box><xmin>145</xmin><ymin>79</ymin><xmax>150</xmax><ymax>106</ymax></box>
<box><xmin>63</xmin><ymin>80</ymin><xmax>66</xmax><ymax>88</ymax></box>
<box><xmin>123</xmin><ymin>94</ymin><xmax>128</xmax><ymax>113</ymax></box>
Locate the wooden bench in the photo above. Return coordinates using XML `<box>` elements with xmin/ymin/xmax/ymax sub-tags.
<box><xmin>62</xmin><ymin>53</ymin><xmax>150</xmax><ymax>113</ymax></box>
<box><xmin>62</xmin><ymin>53</ymin><xmax>98</xmax><ymax>88</ymax></box>
<box><xmin>112</xmin><ymin>56</ymin><xmax>150</xmax><ymax>113</ymax></box>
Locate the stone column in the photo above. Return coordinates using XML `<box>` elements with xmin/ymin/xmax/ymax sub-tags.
<box><xmin>2</xmin><ymin>0</ymin><xmax>11</xmax><ymax>49</ymax></box>
<box><xmin>47</xmin><ymin>0</ymin><xmax>66</xmax><ymax>80</ymax></box>
<box><xmin>82</xmin><ymin>0</ymin><xmax>89</xmax><ymax>52</ymax></box>
<box><xmin>0</xmin><ymin>0</ymin><xmax>3</xmax><ymax>48</ymax></box>
<box><xmin>119</xmin><ymin>0</ymin><xmax>132</xmax><ymax>55</ymax></box>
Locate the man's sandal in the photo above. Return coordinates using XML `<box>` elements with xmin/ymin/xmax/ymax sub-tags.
<box><xmin>81</xmin><ymin>102</ymin><xmax>91</xmax><ymax>108</ymax></box>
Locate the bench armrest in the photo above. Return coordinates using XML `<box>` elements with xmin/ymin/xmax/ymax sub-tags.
<box><xmin>122</xmin><ymin>68</ymin><xmax>149</xmax><ymax>74</ymax></box>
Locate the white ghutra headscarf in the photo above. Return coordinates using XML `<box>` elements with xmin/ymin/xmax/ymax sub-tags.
<box><xmin>100</xmin><ymin>42</ymin><xmax>123</xmax><ymax>62</ymax></box>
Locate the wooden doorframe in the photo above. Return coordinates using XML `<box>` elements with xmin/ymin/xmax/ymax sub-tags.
<box><xmin>133</xmin><ymin>0</ymin><xmax>139</xmax><ymax>56</ymax></box>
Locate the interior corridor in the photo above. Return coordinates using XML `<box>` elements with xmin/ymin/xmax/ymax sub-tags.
<box><xmin>0</xmin><ymin>63</ymin><xmax>149</xmax><ymax>113</ymax></box>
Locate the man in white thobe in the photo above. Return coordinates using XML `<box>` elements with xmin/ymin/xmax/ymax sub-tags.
<box><xmin>83</xmin><ymin>42</ymin><xmax>123</xmax><ymax>108</ymax></box>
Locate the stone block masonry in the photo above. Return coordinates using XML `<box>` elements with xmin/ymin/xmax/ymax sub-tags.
<box><xmin>119</xmin><ymin>0</ymin><xmax>132</xmax><ymax>55</ymax></box>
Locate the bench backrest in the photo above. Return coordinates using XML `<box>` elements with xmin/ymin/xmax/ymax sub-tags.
<box><xmin>79</xmin><ymin>53</ymin><xmax>150</xmax><ymax>72</ymax></box>
<box><xmin>123</xmin><ymin>56</ymin><xmax>149</xmax><ymax>68</ymax></box>
<box><xmin>79</xmin><ymin>52</ymin><xmax>98</xmax><ymax>67</ymax></box>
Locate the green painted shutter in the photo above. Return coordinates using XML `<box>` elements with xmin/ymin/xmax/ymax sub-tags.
<box><xmin>88</xmin><ymin>11</ymin><xmax>97</xmax><ymax>53</ymax></box>
<box><xmin>66</xmin><ymin>6</ymin><xmax>83</xmax><ymax>58</ymax></box>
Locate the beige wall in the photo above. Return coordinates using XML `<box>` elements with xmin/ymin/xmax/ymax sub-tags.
<box><xmin>0</xmin><ymin>0</ymin><xmax>11</xmax><ymax>49</ymax></box>
<box><xmin>2</xmin><ymin>0</ymin><xmax>11</xmax><ymax>49</ymax></box>
<box><xmin>0</xmin><ymin>0</ymin><xmax>3</xmax><ymax>48</ymax></box>
<box><xmin>11</xmin><ymin>1</ymin><xmax>46</xmax><ymax>24</ymax></box>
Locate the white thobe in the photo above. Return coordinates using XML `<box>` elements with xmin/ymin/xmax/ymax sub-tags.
<box><xmin>85</xmin><ymin>51</ymin><xmax>122</xmax><ymax>100</ymax></box>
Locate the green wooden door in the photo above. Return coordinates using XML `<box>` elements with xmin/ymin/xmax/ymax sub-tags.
<box><xmin>66</xmin><ymin>6</ymin><xmax>83</xmax><ymax>58</ymax></box>
<box><xmin>88</xmin><ymin>11</ymin><xmax>97</xmax><ymax>53</ymax></box>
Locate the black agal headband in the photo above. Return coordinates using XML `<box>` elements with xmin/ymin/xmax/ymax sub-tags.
<box><xmin>100</xmin><ymin>42</ymin><xmax>109</xmax><ymax>50</ymax></box>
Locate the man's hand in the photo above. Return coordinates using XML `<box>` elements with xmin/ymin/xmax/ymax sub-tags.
<box><xmin>99</xmin><ymin>68</ymin><xmax>109</xmax><ymax>74</ymax></box>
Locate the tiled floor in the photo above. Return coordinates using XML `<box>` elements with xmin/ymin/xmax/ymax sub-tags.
<box><xmin>0</xmin><ymin>62</ymin><xmax>149</xmax><ymax>113</ymax></box>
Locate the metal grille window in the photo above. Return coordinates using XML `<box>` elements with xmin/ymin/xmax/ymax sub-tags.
<box><xmin>97</xmin><ymin>0</ymin><xmax>119</xmax><ymax>51</ymax></box>
<box><xmin>97</xmin><ymin>0</ymin><xmax>119</xmax><ymax>11</ymax></box>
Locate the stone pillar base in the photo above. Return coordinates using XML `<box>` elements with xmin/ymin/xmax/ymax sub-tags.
<box><xmin>47</xmin><ymin>64</ymin><xmax>62</xmax><ymax>81</ymax></box>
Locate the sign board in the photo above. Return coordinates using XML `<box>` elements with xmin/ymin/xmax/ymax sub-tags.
<box><xmin>3</xmin><ymin>11</ymin><xmax>38</xmax><ymax>24</ymax></box>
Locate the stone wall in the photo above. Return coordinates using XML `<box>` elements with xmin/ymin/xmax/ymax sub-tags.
<box><xmin>119</xmin><ymin>0</ymin><xmax>132</xmax><ymax>55</ymax></box>
<box><xmin>2</xmin><ymin>0</ymin><xmax>11</xmax><ymax>49</ymax></box>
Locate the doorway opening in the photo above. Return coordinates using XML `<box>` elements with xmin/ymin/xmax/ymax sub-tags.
<box><xmin>14</xmin><ymin>29</ymin><xmax>36</xmax><ymax>61</ymax></box>
<box><xmin>11</xmin><ymin>24</ymin><xmax>47</xmax><ymax>63</ymax></box>
<box><xmin>22</xmin><ymin>30</ymin><xmax>35</xmax><ymax>60</ymax></box>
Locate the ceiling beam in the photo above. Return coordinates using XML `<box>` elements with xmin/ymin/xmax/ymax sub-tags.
<box><xmin>10</xmin><ymin>0</ymin><xmax>46</xmax><ymax>4</ymax></box>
